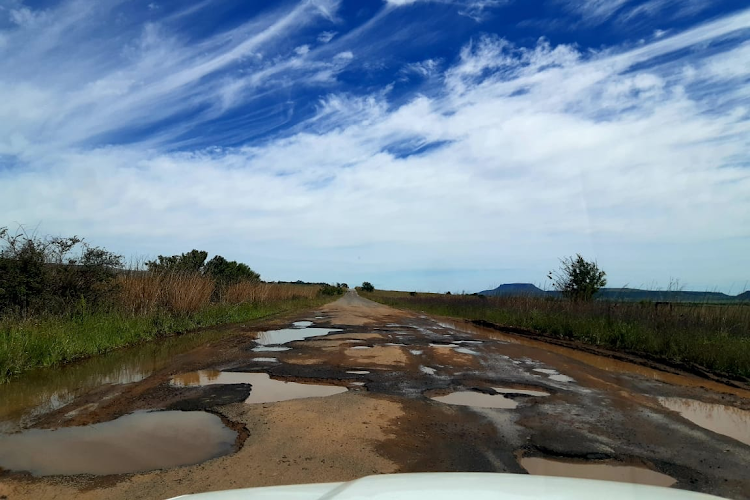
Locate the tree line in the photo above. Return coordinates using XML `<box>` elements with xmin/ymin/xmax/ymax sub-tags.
<box><xmin>0</xmin><ymin>227</ymin><xmax>261</xmax><ymax>317</ymax></box>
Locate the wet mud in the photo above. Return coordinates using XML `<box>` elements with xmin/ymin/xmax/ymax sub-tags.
<box><xmin>1</xmin><ymin>291</ymin><xmax>749</xmax><ymax>500</ymax></box>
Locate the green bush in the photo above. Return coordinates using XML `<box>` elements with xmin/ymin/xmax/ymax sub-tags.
<box><xmin>361</xmin><ymin>281</ymin><xmax>375</xmax><ymax>292</ymax></box>
<box><xmin>320</xmin><ymin>284</ymin><xmax>345</xmax><ymax>296</ymax></box>
<box><xmin>549</xmin><ymin>254</ymin><xmax>607</xmax><ymax>301</ymax></box>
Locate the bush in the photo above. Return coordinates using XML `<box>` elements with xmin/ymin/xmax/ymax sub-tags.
<box><xmin>361</xmin><ymin>281</ymin><xmax>375</xmax><ymax>292</ymax></box>
<box><xmin>204</xmin><ymin>255</ymin><xmax>260</xmax><ymax>285</ymax></box>
<box><xmin>320</xmin><ymin>284</ymin><xmax>345</xmax><ymax>296</ymax></box>
<box><xmin>145</xmin><ymin>250</ymin><xmax>208</xmax><ymax>273</ymax></box>
<box><xmin>548</xmin><ymin>254</ymin><xmax>606</xmax><ymax>301</ymax></box>
<box><xmin>0</xmin><ymin>227</ymin><xmax>123</xmax><ymax>316</ymax></box>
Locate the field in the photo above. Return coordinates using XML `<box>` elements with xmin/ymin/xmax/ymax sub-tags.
<box><xmin>0</xmin><ymin>275</ymin><xmax>324</xmax><ymax>383</ymax></box>
<box><xmin>367</xmin><ymin>290</ymin><xmax>750</xmax><ymax>379</ymax></box>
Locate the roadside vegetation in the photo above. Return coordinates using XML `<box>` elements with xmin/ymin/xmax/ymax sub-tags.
<box><xmin>370</xmin><ymin>256</ymin><xmax>750</xmax><ymax>379</ymax></box>
<box><xmin>0</xmin><ymin>227</ymin><xmax>328</xmax><ymax>383</ymax></box>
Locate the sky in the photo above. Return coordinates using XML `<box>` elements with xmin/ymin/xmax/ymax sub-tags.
<box><xmin>0</xmin><ymin>0</ymin><xmax>748</xmax><ymax>293</ymax></box>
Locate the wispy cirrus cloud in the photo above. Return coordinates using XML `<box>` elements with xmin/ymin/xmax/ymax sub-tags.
<box><xmin>384</xmin><ymin>0</ymin><xmax>508</xmax><ymax>21</ymax></box>
<box><xmin>1</xmin><ymin>1</ymin><xmax>749</xmax><ymax>292</ymax></box>
<box><xmin>561</xmin><ymin>0</ymin><xmax>717</xmax><ymax>26</ymax></box>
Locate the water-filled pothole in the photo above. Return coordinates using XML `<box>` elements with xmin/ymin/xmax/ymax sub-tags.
<box><xmin>431</xmin><ymin>390</ymin><xmax>518</xmax><ymax>409</ymax></box>
<box><xmin>519</xmin><ymin>456</ymin><xmax>675</xmax><ymax>487</ymax></box>
<box><xmin>494</xmin><ymin>387</ymin><xmax>550</xmax><ymax>397</ymax></box>
<box><xmin>346</xmin><ymin>370</ymin><xmax>370</xmax><ymax>375</ymax></box>
<box><xmin>533</xmin><ymin>368</ymin><xmax>575</xmax><ymax>383</ymax></box>
<box><xmin>430</xmin><ymin>343</ymin><xmax>459</xmax><ymax>348</ymax></box>
<box><xmin>0</xmin><ymin>411</ymin><xmax>236</xmax><ymax>476</ymax></box>
<box><xmin>658</xmin><ymin>397</ymin><xmax>750</xmax><ymax>446</ymax></box>
<box><xmin>256</xmin><ymin>325</ymin><xmax>341</xmax><ymax>345</ymax></box>
<box><xmin>171</xmin><ymin>371</ymin><xmax>347</xmax><ymax>404</ymax></box>
<box><xmin>252</xmin><ymin>346</ymin><xmax>291</xmax><ymax>352</ymax></box>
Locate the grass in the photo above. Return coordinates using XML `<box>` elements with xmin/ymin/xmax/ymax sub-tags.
<box><xmin>367</xmin><ymin>290</ymin><xmax>750</xmax><ymax>379</ymax></box>
<box><xmin>0</xmin><ymin>276</ymin><xmax>326</xmax><ymax>383</ymax></box>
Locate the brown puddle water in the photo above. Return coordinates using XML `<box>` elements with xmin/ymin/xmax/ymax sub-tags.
<box><xmin>256</xmin><ymin>326</ymin><xmax>341</xmax><ymax>345</ymax></box>
<box><xmin>519</xmin><ymin>456</ymin><xmax>676</xmax><ymax>487</ymax></box>
<box><xmin>494</xmin><ymin>387</ymin><xmax>550</xmax><ymax>397</ymax></box>
<box><xmin>658</xmin><ymin>397</ymin><xmax>750</xmax><ymax>446</ymax></box>
<box><xmin>0</xmin><ymin>328</ymin><xmax>230</xmax><ymax>433</ymax></box>
<box><xmin>0</xmin><ymin>411</ymin><xmax>236</xmax><ymax>476</ymax></box>
<box><xmin>171</xmin><ymin>370</ymin><xmax>348</xmax><ymax>404</ymax></box>
<box><xmin>431</xmin><ymin>391</ymin><xmax>519</xmax><ymax>409</ymax></box>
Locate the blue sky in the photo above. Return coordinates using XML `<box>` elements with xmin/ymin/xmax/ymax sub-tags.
<box><xmin>1</xmin><ymin>0</ymin><xmax>748</xmax><ymax>293</ymax></box>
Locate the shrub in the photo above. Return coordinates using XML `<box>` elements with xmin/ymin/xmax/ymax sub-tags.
<box><xmin>320</xmin><ymin>284</ymin><xmax>345</xmax><ymax>296</ymax></box>
<box><xmin>548</xmin><ymin>254</ymin><xmax>607</xmax><ymax>301</ymax></box>
<box><xmin>361</xmin><ymin>281</ymin><xmax>375</xmax><ymax>292</ymax></box>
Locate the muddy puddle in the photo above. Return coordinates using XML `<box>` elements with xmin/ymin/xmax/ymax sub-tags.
<box><xmin>519</xmin><ymin>456</ymin><xmax>676</xmax><ymax>487</ymax></box>
<box><xmin>251</xmin><ymin>346</ymin><xmax>291</xmax><ymax>352</ymax></box>
<box><xmin>658</xmin><ymin>397</ymin><xmax>750</xmax><ymax>446</ymax></box>
<box><xmin>255</xmin><ymin>324</ymin><xmax>341</xmax><ymax>345</ymax></box>
<box><xmin>0</xmin><ymin>328</ymin><xmax>230</xmax><ymax>432</ymax></box>
<box><xmin>494</xmin><ymin>387</ymin><xmax>550</xmax><ymax>397</ymax></box>
<box><xmin>531</xmin><ymin>368</ymin><xmax>574</xmax><ymax>383</ymax></box>
<box><xmin>0</xmin><ymin>411</ymin><xmax>236</xmax><ymax>476</ymax></box>
<box><xmin>171</xmin><ymin>371</ymin><xmax>347</xmax><ymax>404</ymax></box>
<box><xmin>431</xmin><ymin>391</ymin><xmax>518</xmax><ymax>409</ymax></box>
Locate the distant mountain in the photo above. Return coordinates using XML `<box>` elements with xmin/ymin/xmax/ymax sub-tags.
<box><xmin>480</xmin><ymin>284</ymin><xmax>747</xmax><ymax>302</ymax></box>
<box><xmin>479</xmin><ymin>283</ymin><xmax>547</xmax><ymax>297</ymax></box>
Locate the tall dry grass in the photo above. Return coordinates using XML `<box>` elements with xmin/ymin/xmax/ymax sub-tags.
<box><xmin>117</xmin><ymin>272</ymin><xmax>320</xmax><ymax>312</ymax></box>
<box><xmin>223</xmin><ymin>282</ymin><xmax>320</xmax><ymax>304</ymax></box>
<box><xmin>117</xmin><ymin>272</ymin><xmax>215</xmax><ymax>314</ymax></box>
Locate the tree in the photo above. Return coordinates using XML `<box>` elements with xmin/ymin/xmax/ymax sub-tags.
<box><xmin>361</xmin><ymin>281</ymin><xmax>374</xmax><ymax>292</ymax></box>
<box><xmin>548</xmin><ymin>254</ymin><xmax>606</xmax><ymax>301</ymax></box>
<box><xmin>204</xmin><ymin>255</ymin><xmax>260</xmax><ymax>284</ymax></box>
<box><xmin>145</xmin><ymin>250</ymin><xmax>208</xmax><ymax>274</ymax></box>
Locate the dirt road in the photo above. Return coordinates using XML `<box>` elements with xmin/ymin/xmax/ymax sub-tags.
<box><xmin>1</xmin><ymin>291</ymin><xmax>749</xmax><ymax>500</ymax></box>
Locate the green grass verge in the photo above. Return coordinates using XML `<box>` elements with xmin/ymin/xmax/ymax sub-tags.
<box><xmin>367</xmin><ymin>290</ymin><xmax>750</xmax><ymax>379</ymax></box>
<box><xmin>0</xmin><ymin>297</ymin><xmax>328</xmax><ymax>383</ymax></box>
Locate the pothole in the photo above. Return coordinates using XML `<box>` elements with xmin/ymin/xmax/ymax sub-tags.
<box><xmin>171</xmin><ymin>371</ymin><xmax>347</xmax><ymax>404</ymax></box>
<box><xmin>0</xmin><ymin>411</ymin><xmax>236</xmax><ymax>476</ymax></box>
<box><xmin>255</xmin><ymin>324</ymin><xmax>341</xmax><ymax>345</ymax></box>
<box><xmin>533</xmin><ymin>368</ymin><xmax>575</xmax><ymax>383</ymax></box>
<box><xmin>430</xmin><ymin>390</ymin><xmax>518</xmax><ymax>409</ymax></box>
<box><xmin>346</xmin><ymin>370</ymin><xmax>370</xmax><ymax>375</ymax></box>
<box><xmin>454</xmin><ymin>347</ymin><xmax>478</xmax><ymax>355</ymax></box>
<box><xmin>430</xmin><ymin>343</ymin><xmax>459</xmax><ymax>348</ymax></box>
<box><xmin>494</xmin><ymin>387</ymin><xmax>550</xmax><ymax>397</ymax></box>
<box><xmin>350</xmin><ymin>346</ymin><xmax>373</xmax><ymax>350</ymax></box>
<box><xmin>251</xmin><ymin>346</ymin><xmax>291</xmax><ymax>352</ymax></box>
<box><xmin>519</xmin><ymin>456</ymin><xmax>676</xmax><ymax>487</ymax></box>
<box><xmin>658</xmin><ymin>397</ymin><xmax>750</xmax><ymax>446</ymax></box>
<box><xmin>420</xmin><ymin>366</ymin><xmax>437</xmax><ymax>375</ymax></box>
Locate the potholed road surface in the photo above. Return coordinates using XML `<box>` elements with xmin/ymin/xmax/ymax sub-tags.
<box><xmin>1</xmin><ymin>291</ymin><xmax>749</xmax><ymax>500</ymax></box>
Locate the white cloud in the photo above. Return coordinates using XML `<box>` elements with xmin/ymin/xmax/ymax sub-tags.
<box><xmin>563</xmin><ymin>0</ymin><xmax>715</xmax><ymax>26</ymax></box>
<box><xmin>317</xmin><ymin>30</ymin><xmax>337</xmax><ymax>43</ymax></box>
<box><xmin>1</xmin><ymin>2</ymin><xmax>749</xmax><ymax>291</ymax></box>
<box><xmin>384</xmin><ymin>0</ymin><xmax>507</xmax><ymax>21</ymax></box>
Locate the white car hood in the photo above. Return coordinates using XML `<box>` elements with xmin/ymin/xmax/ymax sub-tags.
<box><xmin>169</xmin><ymin>472</ymin><xmax>724</xmax><ymax>500</ymax></box>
